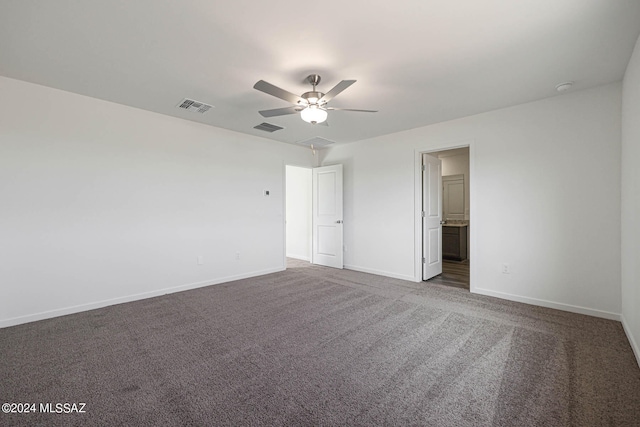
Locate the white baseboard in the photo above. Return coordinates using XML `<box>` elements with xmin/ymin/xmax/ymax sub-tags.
<box><xmin>621</xmin><ymin>314</ymin><xmax>640</xmax><ymax>368</ymax></box>
<box><xmin>473</xmin><ymin>287</ymin><xmax>621</xmax><ymax>321</ymax></box>
<box><xmin>286</xmin><ymin>254</ymin><xmax>311</xmax><ymax>262</ymax></box>
<box><xmin>344</xmin><ymin>264</ymin><xmax>415</xmax><ymax>282</ymax></box>
<box><xmin>0</xmin><ymin>267</ymin><xmax>285</xmax><ymax>329</ymax></box>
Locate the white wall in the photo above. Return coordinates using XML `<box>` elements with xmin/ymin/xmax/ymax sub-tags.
<box><xmin>0</xmin><ymin>76</ymin><xmax>312</xmax><ymax>327</ymax></box>
<box><xmin>321</xmin><ymin>83</ymin><xmax>622</xmax><ymax>319</ymax></box>
<box><xmin>285</xmin><ymin>165</ymin><xmax>312</xmax><ymax>261</ymax></box>
<box><xmin>621</xmin><ymin>34</ymin><xmax>640</xmax><ymax>364</ymax></box>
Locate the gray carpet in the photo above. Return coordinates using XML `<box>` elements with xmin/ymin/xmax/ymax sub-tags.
<box><xmin>1</xmin><ymin>259</ymin><xmax>639</xmax><ymax>426</ymax></box>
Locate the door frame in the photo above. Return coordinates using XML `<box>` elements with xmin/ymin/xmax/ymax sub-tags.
<box><xmin>283</xmin><ymin>162</ymin><xmax>344</xmax><ymax>270</ymax></box>
<box><xmin>413</xmin><ymin>139</ymin><xmax>476</xmax><ymax>292</ymax></box>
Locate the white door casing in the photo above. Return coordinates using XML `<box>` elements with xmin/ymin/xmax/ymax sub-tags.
<box><xmin>423</xmin><ymin>154</ymin><xmax>443</xmax><ymax>280</ymax></box>
<box><xmin>312</xmin><ymin>164</ymin><xmax>343</xmax><ymax>269</ymax></box>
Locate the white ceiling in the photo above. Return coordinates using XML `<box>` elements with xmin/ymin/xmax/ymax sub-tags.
<box><xmin>1</xmin><ymin>1</ymin><xmax>639</xmax><ymax>146</ymax></box>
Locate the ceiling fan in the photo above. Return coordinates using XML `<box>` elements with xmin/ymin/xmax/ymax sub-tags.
<box><xmin>253</xmin><ymin>74</ymin><xmax>377</xmax><ymax>125</ymax></box>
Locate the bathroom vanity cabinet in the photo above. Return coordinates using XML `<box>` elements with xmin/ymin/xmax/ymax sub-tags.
<box><xmin>442</xmin><ymin>225</ymin><xmax>468</xmax><ymax>261</ymax></box>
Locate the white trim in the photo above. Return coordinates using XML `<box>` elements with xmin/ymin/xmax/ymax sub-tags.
<box><xmin>283</xmin><ymin>160</ymin><xmax>288</xmax><ymax>269</ymax></box>
<box><xmin>622</xmin><ymin>314</ymin><xmax>640</xmax><ymax>368</ymax></box>
<box><xmin>0</xmin><ymin>267</ymin><xmax>284</xmax><ymax>329</ymax></box>
<box><xmin>468</xmin><ymin>143</ymin><xmax>477</xmax><ymax>292</ymax></box>
<box><xmin>473</xmin><ymin>287</ymin><xmax>621</xmax><ymax>321</ymax></box>
<box><xmin>344</xmin><ymin>264</ymin><xmax>415</xmax><ymax>282</ymax></box>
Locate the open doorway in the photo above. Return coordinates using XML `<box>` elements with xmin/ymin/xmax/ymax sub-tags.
<box><xmin>285</xmin><ymin>165</ymin><xmax>312</xmax><ymax>268</ymax></box>
<box><xmin>423</xmin><ymin>147</ymin><xmax>470</xmax><ymax>290</ymax></box>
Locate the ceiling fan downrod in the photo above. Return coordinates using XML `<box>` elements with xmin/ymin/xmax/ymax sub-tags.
<box><xmin>302</xmin><ymin>74</ymin><xmax>324</xmax><ymax>106</ymax></box>
<box><xmin>307</xmin><ymin>74</ymin><xmax>321</xmax><ymax>91</ymax></box>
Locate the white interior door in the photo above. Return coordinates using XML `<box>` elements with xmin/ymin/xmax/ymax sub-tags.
<box><xmin>423</xmin><ymin>154</ymin><xmax>443</xmax><ymax>280</ymax></box>
<box><xmin>443</xmin><ymin>175</ymin><xmax>465</xmax><ymax>220</ymax></box>
<box><xmin>312</xmin><ymin>164</ymin><xmax>343</xmax><ymax>269</ymax></box>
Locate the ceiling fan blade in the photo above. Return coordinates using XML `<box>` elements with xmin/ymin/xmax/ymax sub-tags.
<box><xmin>318</xmin><ymin>121</ymin><xmax>329</xmax><ymax>127</ymax></box>
<box><xmin>254</xmin><ymin>80</ymin><xmax>305</xmax><ymax>104</ymax></box>
<box><xmin>258</xmin><ymin>106</ymin><xmax>302</xmax><ymax>117</ymax></box>
<box><xmin>319</xmin><ymin>80</ymin><xmax>356</xmax><ymax>103</ymax></box>
<box><xmin>326</xmin><ymin>108</ymin><xmax>378</xmax><ymax>113</ymax></box>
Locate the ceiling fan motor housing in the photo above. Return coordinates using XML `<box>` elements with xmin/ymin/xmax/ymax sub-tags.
<box><xmin>301</xmin><ymin>91</ymin><xmax>325</xmax><ymax>105</ymax></box>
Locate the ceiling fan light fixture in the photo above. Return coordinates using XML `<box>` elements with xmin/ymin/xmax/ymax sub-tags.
<box><xmin>301</xmin><ymin>105</ymin><xmax>328</xmax><ymax>124</ymax></box>
<box><xmin>254</xmin><ymin>75</ymin><xmax>376</xmax><ymax>124</ymax></box>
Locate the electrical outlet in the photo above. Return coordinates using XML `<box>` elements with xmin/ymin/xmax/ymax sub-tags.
<box><xmin>236</xmin><ymin>252</ymin><xmax>240</xmax><ymax>260</ymax></box>
<box><xmin>197</xmin><ymin>256</ymin><xmax>204</xmax><ymax>265</ymax></box>
<box><xmin>502</xmin><ymin>263</ymin><xmax>510</xmax><ymax>274</ymax></box>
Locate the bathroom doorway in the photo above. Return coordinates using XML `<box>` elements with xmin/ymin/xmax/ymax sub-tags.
<box><xmin>422</xmin><ymin>147</ymin><xmax>470</xmax><ymax>290</ymax></box>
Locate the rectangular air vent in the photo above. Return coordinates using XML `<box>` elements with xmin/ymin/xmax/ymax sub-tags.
<box><xmin>176</xmin><ymin>98</ymin><xmax>213</xmax><ymax>114</ymax></box>
<box><xmin>254</xmin><ymin>122</ymin><xmax>284</xmax><ymax>133</ymax></box>
<box><xmin>296</xmin><ymin>136</ymin><xmax>335</xmax><ymax>148</ymax></box>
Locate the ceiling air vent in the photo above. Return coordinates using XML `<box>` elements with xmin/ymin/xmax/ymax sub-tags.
<box><xmin>254</xmin><ymin>122</ymin><xmax>284</xmax><ymax>133</ymax></box>
<box><xmin>296</xmin><ymin>136</ymin><xmax>335</xmax><ymax>148</ymax></box>
<box><xmin>176</xmin><ymin>98</ymin><xmax>213</xmax><ymax>114</ymax></box>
